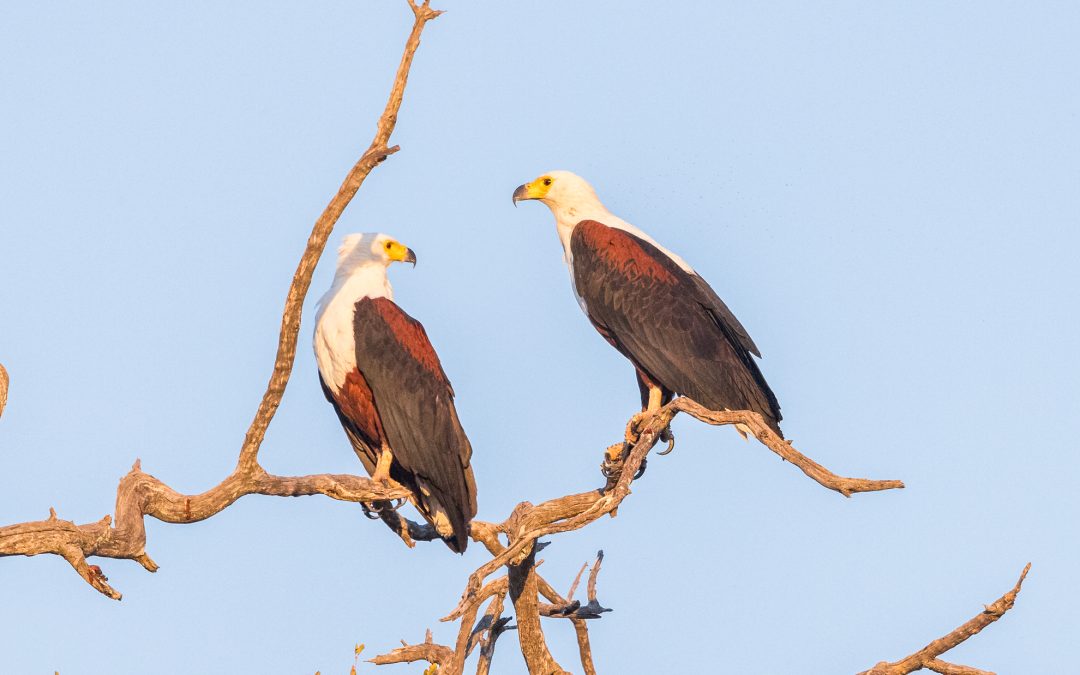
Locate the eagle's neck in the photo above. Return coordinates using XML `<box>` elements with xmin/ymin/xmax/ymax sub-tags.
<box><xmin>319</xmin><ymin>264</ymin><xmax>393</xmax><ymax>314</ymax></box>
<box><xmin>548</xmin><ymin>198</ymin><xmax>618</xmax><ymax>265</ymax></box>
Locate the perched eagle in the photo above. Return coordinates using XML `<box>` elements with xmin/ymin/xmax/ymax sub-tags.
<box><xmin>314</xmin><ymin>233</ymin><xmax>477</xmax><ymax>552</ymax></box>
<box><xmin>513</xmin><ymin>171</ymin><xmax>783</xmax><ymax>438</ymax></box>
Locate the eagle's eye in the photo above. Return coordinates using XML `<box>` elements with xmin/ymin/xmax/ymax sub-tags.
<box><xmin>543</xmin><ymin>177</ymin><xmax>552</xmax><ymax>186</ymax></box>
<box><xmin>384</xmin><ymin>241</ymin><xmax>394</xmax><ymax>250</ymax></box>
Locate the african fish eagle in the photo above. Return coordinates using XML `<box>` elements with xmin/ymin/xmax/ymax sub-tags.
<box><xmin>314</xmin><ymin>233</ymin><xmax>477</xmax><ymax>552</ymax></box>
<box><xmin>513</xmin><ymin>171</ymin><xmax>783</xmax><ymax>440</ymax></box>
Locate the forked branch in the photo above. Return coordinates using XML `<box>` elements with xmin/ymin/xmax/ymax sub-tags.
<box><xmin>371</xmin><ymin>394</ymin><xmax>903</xmax><ymax>673</ymax></box>
<box><xmin>442</xmin><ymin>396</ymin><xmax>904</xmax><ymax>626</ymax></box>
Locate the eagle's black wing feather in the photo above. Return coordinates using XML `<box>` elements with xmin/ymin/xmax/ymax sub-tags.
<box><xmin>352</xmin><ymin>298</ymin><xmax>477</xmax><ymax>552</ymax></box>
<box><xmin>570</xmin><ymin>221</ymin><xmax>782</xmax><ymax>434</ymax></box>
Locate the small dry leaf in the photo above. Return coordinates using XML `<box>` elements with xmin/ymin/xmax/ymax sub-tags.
<box><xmin>422</xmin><ymin>663</ymin><xmax>438</xmax><ymax>675</ymax></box>
<box><xmin>355</xmin><ymin>643</ymin><xmax>365</xmax><ymax>656</ymax></box>
<box><xmin>350</xmin><ymin>666</ymin><xmax>356</xmax><ymax>675</ymax></box>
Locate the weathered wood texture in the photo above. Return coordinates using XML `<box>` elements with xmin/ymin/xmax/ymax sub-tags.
<box><xmin>370</xmin><ymin>396</ymin><xmax>909</xmax><ymax>674</ymax></box>
<box><xmin>0</xmin><ymin>363</ymin><xmax>8</xmax><ymax>420</ymax></box>
<box><xmin>858</xmin><ymin>564</ymin><xmax>1030</xmax><ymax>675</ymax></box>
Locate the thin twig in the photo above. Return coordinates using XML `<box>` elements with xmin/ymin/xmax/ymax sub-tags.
<box><xmin>0</xmin><ymin>363</ymin><xmax>8</xmax><ymax>420</ymax></box>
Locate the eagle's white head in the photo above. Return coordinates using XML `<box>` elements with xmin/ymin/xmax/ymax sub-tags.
<box><xmin>317</xmin><ymin>232</ymin><xmax>416</xmax><ymax>319</ymax></box>
<box><xmin>512</xmin><ymin>170</ymin><xmax>625</xmax><ymax>261</ymax></box>
<box><xmin>511</xmin><ymin>170</ymin><xmax>696</xmax><ymax>275</ymax></box>
<box><xmin>334</xmin><ymin>232</ymin><xmax>416</xmax><ymax>278</ymax></box>
<box><xmin>511</xmin><ymin>170</ymin><xmax>604</xmax><ymax>214</ymax></box>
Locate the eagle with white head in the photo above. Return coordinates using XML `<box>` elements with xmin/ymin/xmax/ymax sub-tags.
<box><xmin>314</xmin><ymin>233</ymin><xmax>477</xmax><ymax>552</ymax></box>
<box><xmin>513</xmin><ymin>171</ymin><xmax>783</xmax><ymax>440</ymax></box>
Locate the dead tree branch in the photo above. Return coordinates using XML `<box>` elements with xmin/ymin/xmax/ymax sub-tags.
<box><xmin>371</xmin><ymin>393</ymin><xmax>902</xmax><ymax>673</ymax></box>
<box><xmin>235</xmin><ymin>0</ymin><xmax>440</xmax><ymax>473</ymax></box>
<box><xmin>367</xmin><ymin>629</ymin><xmax>453</xmax><ymax>668</ymax></box>
<box><xmin>442</xmin><ymin>395</ymin><xmax>903</xmax><ymax>627</ymax></box>
<box><xmin>858</xmin><ymin>563</ymin><xmax>1031</xmax><ymax>675</ymax></box>
<box><xmin>0</xmin><ymin>463</ymin><xmax>409</xmax><ymax>599</ymax></box>
<box><xmin>0</xmin><ymin>0</ymin><xmax>440</xmax><ymax>600</ymax></box>
<box><xmin>0</xmin><ymin>363</ymin><xmax>8</xmax><ymax>420</ymax></box>
<box><xmin>508</xmin><ymin>543</ymin><xmax>565</xmax><ymax>674</ymax></box>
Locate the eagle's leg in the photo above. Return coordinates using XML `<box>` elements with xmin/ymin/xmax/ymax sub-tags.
<box><xmin>625</xmin><ymin>386</ymin><xmax>663</xmax><ymax>439</ymax></box>
<box><xmin>372</xmin><ymin>445</ymin><xmax>394</xmax><ymax>485</ymax></box>
<box><xmin>626</xmin><ymin>385</ymin><xmax>675</xmax><ymax>451</ymax></box>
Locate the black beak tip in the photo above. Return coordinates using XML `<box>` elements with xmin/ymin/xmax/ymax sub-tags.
<box><xmin>405</xmin><ymin>248</ymin><xmax>417</xmax><ymax>267</ymax></box>
<box><xmin>512</xmin><ymin>184</ymin><xmax>528</xmax><ymax>207</ymax></box>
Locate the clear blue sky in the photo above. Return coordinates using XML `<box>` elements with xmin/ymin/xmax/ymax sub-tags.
<box><xmin>2</xmin><ymin>2</ymin><xmax>1077</xmax><ymax>673</ymax></box>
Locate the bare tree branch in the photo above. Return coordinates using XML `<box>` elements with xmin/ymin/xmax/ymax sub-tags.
<box><xmin>925</xmin><ymin>661</ymin><xmax>993</xmax><ymax>675</ymax></box>
<box><xmin>858</xmin><ymin>564</ymin><xmax>1031</xmax><ymax>675</ymax></box>
<box><xmin>670</xmin><ymin>398</ymin><xmax>905</xmax><ymax>496</ymax></box>
<box><xmin>236</xmin><ymin>0</ymin><xmax>440</xmax><ymax>472</ymax></box>
<box><xmin>508</xmin><ymin>543</ymin><xmax>567</xmax><ymax>674</ymax></box>
<box><xmin>367</xmin><ymin>629</ymin><xmax>453</xmax><ymax>668</ymax></box>
<box><xmin>469</xmin><ymin>585</ymin><xmax>512</xmax><ymax>675</ymax></box>
<box><xmin>0</xmin><ymin>363</ymin><xmax>8</xmax><ymax>420</ymax></box>
<box><xmin>370</xmin><ymin>392</ymin><xmax>904</xmax><ymax>673</ymax></box>
<box><xmin>0</xmin><ymin>0</ymin><xmax>441</xmax><ymax>600</ymax></box>
<box><xmin>443</xmin><ymin>396</ymin><xmax>903</xmax><ymax>624</ymax></box>
<box><xmin>0</xmin><ymin>462</ymin><xmax>409</xmax><ymax>599</ymax></box>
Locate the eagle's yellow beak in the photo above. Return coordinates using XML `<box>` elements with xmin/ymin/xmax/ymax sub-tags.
<box><xmin>386</xmin><ymin>241</ymin><xmax>417</xmax><ymax>267</ymax></box>
<box><xmin>512</xmin><ymin>177</ymin><xmax>552</xmax><ymax>206</ymax></box>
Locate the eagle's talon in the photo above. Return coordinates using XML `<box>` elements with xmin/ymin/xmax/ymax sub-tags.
<box><xmin>632</xmin><ymin>457</ymin><xmax>648</xmax><ymax>480</ymax></box>
<box><xmin>600</xmin><ymin>459</ymin><xmax>620</xmax><ymax>479</ymax></box>
<box><xmin>656</xmin><ymin>426</ymin><xmax>676</xmax><ymax>455</ymax></box>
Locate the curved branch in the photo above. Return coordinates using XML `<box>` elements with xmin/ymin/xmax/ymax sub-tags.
<box><xmin>236</xmin><ymin>0</ymin><xmax>440</xmax><ymax>471</ymax></box>
<box><xmin>671</xmin><ymin>398</ymin><xmax>904</xmax><ymax>496</ymax></box>
<box><xmin>858</xmin><ymin>564</ymin><xmax>1031</xmax><ymax>675</ymax></box>
<box><xmin>0</xmin><ymin>462</ymin><xmax>408</xmax><ymax>599</ymax></box>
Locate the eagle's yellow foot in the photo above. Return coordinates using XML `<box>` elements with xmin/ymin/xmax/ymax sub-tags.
<box><xmin>625</xmin><ymin>411</ymin><xmax>648</xmax><ymax>444</ymax></box>
<box><xmin>601</xmin><ymin>443</ymin><xmax>625</xmax><ymax>480</ymax></box>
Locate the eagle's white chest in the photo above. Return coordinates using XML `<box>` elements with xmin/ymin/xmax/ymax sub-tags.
<box><xmin>313</xmin><ymin>266</ymin><xmax>392</xmax><ymax>390</ymax></box>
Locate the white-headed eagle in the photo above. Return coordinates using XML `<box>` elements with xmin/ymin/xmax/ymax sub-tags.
<box><xmin>314</xmin><ymin>233</ymin><xmax>477</xmax><ymax>552</ymax></box>
<box><xmin>513</xmin><ymin>172</ymin><xmax>783</xmax><ymax>440</ymax></box>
